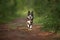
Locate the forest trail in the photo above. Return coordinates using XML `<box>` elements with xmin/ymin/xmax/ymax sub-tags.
<box><xmin>0</xmin><ymin>18</ymin><xmax>60</xmax><ymax>40</ymax></box>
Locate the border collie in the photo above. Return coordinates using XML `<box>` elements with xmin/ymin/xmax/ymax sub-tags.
<box><xmin>26</xmin><ymin>11</ymin><xmax>33</xmax><ymax>30</ymax></box>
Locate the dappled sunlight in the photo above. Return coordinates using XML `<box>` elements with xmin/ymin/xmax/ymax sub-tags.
<box><xmin>16</xmin><ymin>7</ymin><xmax>34</xmax><ymax>17</ymax></box>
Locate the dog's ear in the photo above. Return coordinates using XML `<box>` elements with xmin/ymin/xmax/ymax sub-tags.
<box><xmin>28</xmin><ymin>11</ymin><xmax>30</xmax><ymax>16</ymax></box>
<box><xmin>28</xmin><ymin>11</ymin><xmax>30</xmax><ymax>13</ymax></box>
<box><xmin>31</xmin><ymin>11</ymin><xmax>33</xmax><ymax>16</ymax></box>
<box><xmin>31</xmin><ymin>11</ymin><xmax>33</xmax><ymax>13</ymax></box>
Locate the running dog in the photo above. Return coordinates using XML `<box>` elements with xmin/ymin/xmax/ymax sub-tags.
<box><xmin>26</xmin><ymin>11</ymin><xmax>34</xmax><ymax>30</ymax></box>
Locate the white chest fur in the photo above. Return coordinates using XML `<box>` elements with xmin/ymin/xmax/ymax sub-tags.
<box><xmin>27</xmin><ymin>20</ymin><xmax>31</xmax><ymax>24</ymax></box>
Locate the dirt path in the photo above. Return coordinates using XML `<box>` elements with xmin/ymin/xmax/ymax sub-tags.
<box><xmin>0</xmin><ymin>18</ymin><xmax>60</xmax><ymax>40</ymax></box>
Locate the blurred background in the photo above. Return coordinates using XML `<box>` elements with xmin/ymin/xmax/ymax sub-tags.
<box><xmin>0</xmin><ymin>0</ymin><xmax>60</xmax><ymax>33</ymax></box>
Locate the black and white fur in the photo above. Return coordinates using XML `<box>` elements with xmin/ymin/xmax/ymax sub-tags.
<box><xmin>27</xmin><ymin>11</ymin><xmax>34</xmax><ymax>29</ymax></box>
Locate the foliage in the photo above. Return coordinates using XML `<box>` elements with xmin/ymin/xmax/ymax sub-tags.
<box><xmin>0</xmin><ymin>0</ymin><xmax>60</xmax><ymax>33</ymax></box>
<box><xmin>33</xmin><ymin>0</ymin><xmax>60</xmax><ymax>33</ymax></box>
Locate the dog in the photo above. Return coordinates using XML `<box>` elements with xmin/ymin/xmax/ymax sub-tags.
<box><xmin>26</xmin><ymin>11</ymin><xmax>34</xmax><ymax>30</ymax></box>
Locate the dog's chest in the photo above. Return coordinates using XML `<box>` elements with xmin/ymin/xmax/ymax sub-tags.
<box><xmin>27</xmin><ymin>20</ymin><xmax>31</xmax><ymax>24</ymax></box>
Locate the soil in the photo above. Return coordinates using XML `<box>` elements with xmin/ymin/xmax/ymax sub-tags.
<box><xmin>0</xmin><ymin>18</ymin><xmax>60</xmax><ymax>40</ymax></box>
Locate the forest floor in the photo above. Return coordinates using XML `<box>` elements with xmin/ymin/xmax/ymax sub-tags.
<box><xmin>0</xmin><ymin>18</ymin><xmax>60</xmax><ymax>40</ymax></box>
